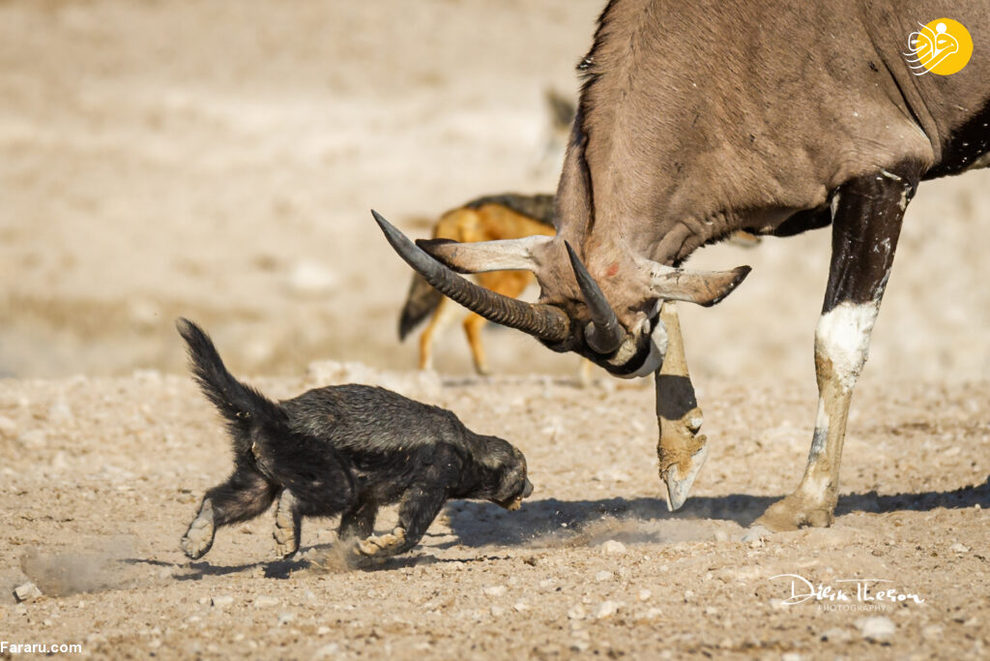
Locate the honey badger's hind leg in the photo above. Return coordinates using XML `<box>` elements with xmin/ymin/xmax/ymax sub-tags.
<box><xmin>182</xmin><ymin>466</ymin><xmax>278</xmax><ymax>560</ymax></box>
<box><xmin>269</xmin><ymin>446</ymin><xmax>358</xmax><ymax>557</ymax></box>
<box><xmin>273</xmin><ymin>490</ymin><xmax>302</xmax><ymax>559</ymax></box>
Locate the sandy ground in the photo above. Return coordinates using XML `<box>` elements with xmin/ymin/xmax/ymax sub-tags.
<box><xmin>1</xmin><ymin>1</ymin><xmax>988</xmax><ymax>659</ymax></box>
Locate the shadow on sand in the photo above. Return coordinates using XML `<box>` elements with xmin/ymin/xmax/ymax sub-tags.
<box><xmin>445</xmin><ymin>477</ymin><xmax>990</xmax><ymax>548</ymax></box>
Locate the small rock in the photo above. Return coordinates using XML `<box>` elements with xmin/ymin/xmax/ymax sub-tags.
<box><xmin>317</xmin><ymin>626</ymin><xmax>331</xmax><ymax>636</ymax></box>
<box><xmin>594</xmin><ymin>601</ymin><xmax>621</xmax><ymax>619</ymax></box>
<box><xmin>287</xmin><ymin>260</ymin><xmax>337</xmax><ymax>297</ymax></box>
<box><xmin>741</xmin><ymin>525</ymin><xmax>771</xmax><ymax>543</ymax></box>
<box><xmin>0</xmin><ymin>416</ymin><xmax>17</xmax><ymax>438</ymax></box>
<box><xmin>638</xmin><ymin>589</ymin><xmax>652</xmax><ymax>602</ymax></box>
<box><xmin>641</xmin><ymin>607</ymin><xmax>663</xmax><ymax>620</ymax></box>
<box><xmin>921</xmin><ymin>625</ymin><xmax>943</xmax><ymax>641</ymax></box>
<box><xmin>13</xmin><ymin>582</ymin><xmax>43</xmax><ymax>603</ymax></box>
<box><xmin>513</xmin><ymin>601</ymin><xmax>529</xmax><ymax>612</ymax></box>
<box><xmin>595</xmin><ymin>570</ymin><xmax>613</xmax><ymax>582</ymax></box>
<box><xmin>949</xmin><ymin>543</ymin><xmax>970</xmax><ymax>554</ymax></box>
<box><xmin>277</xmin><ymin>612</ymin><xmax>295</xmax><ymax>626</ymax></box>
<box><xmin>713</xmin><ymin>530</ymin><xmax>729</xmax><ymax>542</ymax></box>
<box><xmin>314</xmin><ymin>643</ymin><xmax>340</xmax><ymax>659</ymax></box>
<box><xmin>856</xmin><ymin>616</ymin><xmax>896</xmax><ymax>642</ymax></box>
<box><xmin>781</xmin><ymin>653</ymin><xmax>803</xmax><ymax>661</ymax></box>
<box><xmin>567</xmin><ymin>605</ymin><xmax>586</xmax><ymax>620</ymax></box>
<box><xmin>490</xmin><ymin>605</ymin><xmax>506</xmax><ymax>617</ymax></box>
<box><xmin>683</xmin><ymin>590</ymin><xmax>695</xmax><ymax>602</ymax></box>
<box><xmin>483</xmin><ymin>585</ymin><xmax>507</xmax><ymax>597</ymax></box>
<box><xmin>601</xmin><ymin>540</ymin><xmax>627</xmax><ymax>555</ymax></box>
<box><xmin>821</xmin><ymin>627</ymin><xmax>852</xmax><ymax>643</ymax></box>
<box><xmin>253</xmin><ymin>596</ymin><xmax>280</xmax><ymax>608</ymax></box>
<box><xmin>211</xmin><ymin>595</ymin><xmax>234</xmax><ymax>607</ymax></box>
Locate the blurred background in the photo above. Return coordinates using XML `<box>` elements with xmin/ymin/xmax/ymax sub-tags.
<box><xmin>1</xmin><ymin>0</ymin><xmax>988</xmax><ymax>384</ymax></box>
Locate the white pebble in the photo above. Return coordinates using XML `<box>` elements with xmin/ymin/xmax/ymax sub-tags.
<box><xmin>856</xmin><ymin>616</ymin><xmax>896</xmax><ymax>642</ymax></box>
<box><xmin>490</xmin><ymin>605</ymin><xmax>505</xmax><ymax>617</ymax></box>
<box><xmin>638</xmin><ymin>589</ymin><xmax>652</xmax><ymax>602</ymax></box>
<box><xmin>595</xmin><ymin>570</ymin><xmax>613</xmax><ymax>582</ymax></box>
<box><xmin>567</xmin><ymin>605</ymin><xmax>586</xmax><ymax>620</ymax></box>
<box><xmin>13</xmin><ymin>582</ymin><xmax>43</xmax><ymax>603</ymax></box>
<box><xmin>483</xmin><ymin>585</ymin><xmax>507</xmax><ymax>597</ymax></box>
<box><xmin>601</xmin><ymin>540</ymin><xmax>627</xmax><ymax>555</ymax></box>
<box><xmin>277</xmin><ymin>612</ymin><xmax>295</xmax><ymax>626</ymax></box>
<box><xmin>513</xmin><ymin>601</ymin><xmax>529</xmax><ymax>612</ymax></box>
<box><xmin>949</xmin><ymin>543</ymin><xmax>970</xmax><ymax>554</ymax></box>
<box><xmin>253</xmin><ymin>596</ymin><xmax>280</xmax><ymax>608</ymax></box>
<box><xmin>211</xmin><ymin>596</ymin><xmax>234</xmax><ymax>607</ymax></box>
<box><xmin>594</xmin><ymin>601</ymin><xmax>621</xmax><ymax>619</ymax></box>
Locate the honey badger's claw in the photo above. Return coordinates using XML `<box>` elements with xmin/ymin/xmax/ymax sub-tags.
<box><xmin>356</xmin><ymin>527</ymin><xmax>407</xmax><ymax>556</ymax></box>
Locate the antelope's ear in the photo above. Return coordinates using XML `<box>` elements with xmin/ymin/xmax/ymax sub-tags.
<box><xmin>643</xmin><ymin>262</ymin><xmax>751</xmax><ymax>307</ymax></box>
<box><xmin>416</xmin><ymin>235</ymin><xmax>552</xmax><ymax>274</ymax></box>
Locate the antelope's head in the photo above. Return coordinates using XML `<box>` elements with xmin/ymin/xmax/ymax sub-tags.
<box><xmin>373</xmin><ymin>210</ymin><xmax>749</xmax><ymax>377</ymax></box>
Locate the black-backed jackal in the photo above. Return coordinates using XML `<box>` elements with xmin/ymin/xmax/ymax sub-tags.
<box><xmin>398</xmin><ymin>193</ymin><xmax>556</xmax><ymax>375</ymax></box>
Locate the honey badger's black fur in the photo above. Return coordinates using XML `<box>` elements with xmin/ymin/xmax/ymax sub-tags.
<box><xmin>177</xmin><ymin>318</ymin><xmax>532</xmax><ymax>561</ymax></box>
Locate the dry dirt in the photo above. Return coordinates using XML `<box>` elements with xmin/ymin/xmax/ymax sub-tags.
<box><xmin>1</xmin><ymin>2</ymin><xmax>988</xmax><ymax>660</ymax></box>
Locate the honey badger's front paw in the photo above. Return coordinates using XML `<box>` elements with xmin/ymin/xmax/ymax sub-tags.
<box><xmin>181</xmin><ymin>499</ymin><xmax>216</xmax><ymax>560</ymax></box>
<box><xmin>355</xmin><ymin>527</ymin><xmax>407</xmax><ymax>557</ymax></box>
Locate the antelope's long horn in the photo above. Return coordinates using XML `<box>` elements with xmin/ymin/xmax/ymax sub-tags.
<box><xmin>564</xmin><ymin>241</ymin><xmax>624</xmax><ymax>354</ymax></box>
<box><xmin>373</xmin><ymin>210</ymin><xmax>570</xmax><ymax>343</ymax></box>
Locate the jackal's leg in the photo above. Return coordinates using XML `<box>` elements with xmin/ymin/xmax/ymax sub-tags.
<box><xmin>656</xmin><ymin>302</ymin><xmax>707</xmax><ymax>511</ymax></box>
<box><xmin>756</xmin><ymin>169</ymin><xmax>915</xmax><ymax>531</ymax></box>
<box><xmin>464</xmin><ymin>271</ymin><xmax>533</xmax><ymax>375</ymax></box>
<box><xmin>418</xmin><ymin>297</ymin><xmax>457</xmax><ymax>370</ymax></box>
<box><xmin>462</xmin><ymin>313</ymin><xmax>490</xmax><ymax>375</ymax></box>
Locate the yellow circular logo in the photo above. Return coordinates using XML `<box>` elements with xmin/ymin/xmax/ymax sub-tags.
<box><xmin>906</xmin><ymin>18</ymin><xmax>973</xmax><ymax>76</ymax></box>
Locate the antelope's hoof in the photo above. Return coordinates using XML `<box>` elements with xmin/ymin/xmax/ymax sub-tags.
<box><xmin>754</xmin><ymin>494</ymin><xmax>835</xmax><ymax>531</ymax></box>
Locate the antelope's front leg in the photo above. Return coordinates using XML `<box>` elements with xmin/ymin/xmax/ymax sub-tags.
<box><xmin>656</xmin><ymin>302</ymin><xmax>708</xmax><ymax>510</ymax></box>
<box><xmin>756</xmin><ymin>169</ymin><xmax>916</xmax><ymax>531</ymax></box>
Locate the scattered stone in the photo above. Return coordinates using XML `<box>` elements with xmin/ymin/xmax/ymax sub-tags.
<box><xmin>483</xmin><ymin>585</ymin><xmax>507</xmax><ymax>597</ymax></box>
<box><xmin>594</xmin><ymin>601</ymin><xmax>621</xmax><ymax>619</ymax></box>
<box><xmin>567</xmin><ymin>605</ymin><xmax>586</xmax><ymax>620</ymax></box>
<box><xmin>278</xmin><ymin>612</ymin><xmax>295</xmax><ymax>626</ymax></box>
<box><xmin>211</xmin><ymin>595</ymin><xmax>234</xmax><ymax>607</ymax></box>
<box><xmin>741</xmin><ymin>525</ymin><xmax>771</xmax><ymax>543</ymax></box>
<box><xmin>821</xmin><ymin>627</ymin><xmax>853</xmax><ymax>643</ymax></box>
<box><xmin>317</xmin><ymin>626</ymin><xmax>331</xmax><ymax>636</ymax></box>
<box><xmin>641</xmin><ymin>608</ymin><xmax>663</xmax><ymax>620</ymax></box>
<box><xmin>921</xmin><ymin>625</ymin><xmax>943</xmax><ymax>641</ymax></box>
<box><xmin>949</xmin><ymin>543</ymin><xmax>970</xmax><ymax>554</ymax></box>
<box><xmin>287</xmin><ymin>260</ymin><xmax>337</xmax><ymax>297</ymax></box>
<box><xmin>601</xmin><ymin>540</ymin><xmax>627</xmax><ymax>555</ymax></box>
<box><xmin>490</xmin><ymin>605</ymin><xmax>506</xmax><ymax>617</ymax></box>
<box><xmin>314</xmin><ymin>643</ymin><xmax>340</xmax><ymax>659</ymax></box>
<box><xmin>0</xmin><ymin>416</ymin><xmax>17</xmax><ymax>438</ymax></box>
<box><xmin>856</xmin><ymin>616</ymin><xmax>896</xmax><ymax>642</ymax></box>
<box><xmin>595</xmin><ymin>570</ymin><xmax>613</xmax><ymax>582</ymax></box>
<box><xmin>713</xmin><ymin>530</ymin><xmax>729</xmax><ymax>542</ymax></box>
<box><xmin>781</xmin><ymin>653</ymin><xmax>803</xmax><ymax>661</ymax></box>
<box><xmin>253</xmin><ymin>596</ymin><xmax>280</xmax><ymax>608</ymax></box>
<box><xmin>13</xmin><ymin>582</ymin><xmax>43</xmax><ymax>603</ymax></box>
<box><xmin>513</xmin><ymin>601</ymin><xmax>529</xmax><ymax>612</ymax></box>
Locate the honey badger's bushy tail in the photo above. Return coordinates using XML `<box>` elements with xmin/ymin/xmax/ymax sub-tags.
<box><xmin>176</xmin><ymin>318</ymin><xmax>286</xmax><ymax>436</ymax></box>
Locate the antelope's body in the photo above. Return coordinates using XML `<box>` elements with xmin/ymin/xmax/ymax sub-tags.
<box><xmin>377</xmin><ymin>0</ymin><xmax>989</xmax><ymax>530</ymax></box>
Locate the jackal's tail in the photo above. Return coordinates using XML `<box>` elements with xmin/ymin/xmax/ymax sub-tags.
<box><xmin>398</xmin><ymin>274</ymin><xmax>444</xmax><ymax>340</ymax></box>
<box><xmin>176</xmin><ymin>318</ymin><xmax>286</xmax><ymax>435</ymax></box>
